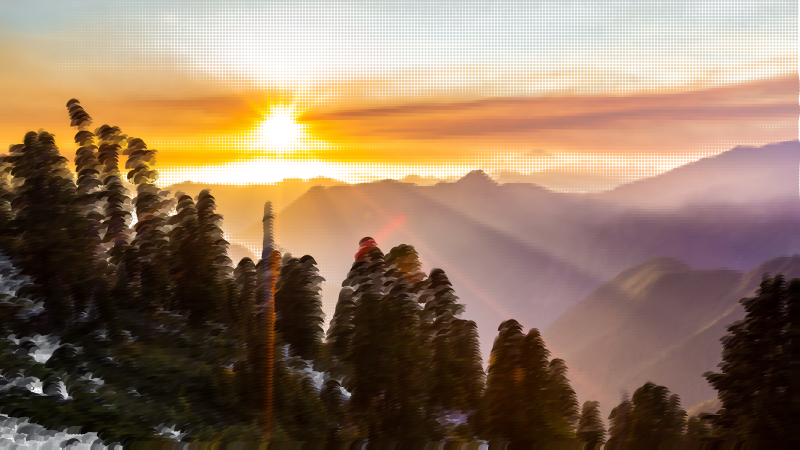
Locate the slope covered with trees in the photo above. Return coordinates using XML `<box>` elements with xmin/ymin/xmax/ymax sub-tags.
<box><xmin>0</xmin><ymin>101</ymin><xmax>796</xmax><ymax>447</ymax></box>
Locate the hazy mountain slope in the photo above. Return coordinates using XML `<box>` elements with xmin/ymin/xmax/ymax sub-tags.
<box><xmin>223</xmin><ymin>140</ymin><xmax>800</xmax><ymax>366</ymax></box>
<box><xmin>544</xmin><ymin>255</ymin><xmax>800</xmax><ymax>418</ymax></box>
<box><xmin>595</xmin><ymin>140</ymin><xmax>800</xmax><ymax>209</ymax></box>
<box><xmin>267</xmin><ymin>179</ymin><xmax>608</xmax><ymax>359</ymax></box>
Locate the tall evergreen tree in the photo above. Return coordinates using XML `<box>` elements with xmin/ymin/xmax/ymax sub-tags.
<box><xmin>685</xmin><ymin>415</ymin><xmax>712</xmax><ymax>441</ymax></box>
<box><xmin>577</xmin><ymin>401</ymin><xmax>606</xmax><ymax>449</ymax></box>
<box><xmin>449</xmin><ymin>318</ymin><xmax>485</xmax><ymax>412</ymax></box>
<box><xmin>195</xmin><ymin>189</ymin><xmax>232</xmax><ymax>322</ymax></box>
<box><xmin>320</xmin><ymin>378</ymin><xmax>346</xmax><ymax>441</ymax></box>
<box><xmin>326</xmin><ymin>237</ymin><xmax>385</xmax><ymax>362</ymax></box>
<box><xmin>0</xmin><ymin>159</ymin><xmax>16</xmax><ymax>255</ymax></box>
<box><xmin>516</xmin><ymin>327</ymin><xmax>558</xmax><ymax>441</ymax></box>
<box><xmin>6</xmin><ymin>131</ymin><xmax>97</xmax><ymax>333</ymax></box>
<box><xmin>548</xmin><ymin>357</ymin><xmax>580</xmax><ymax>437</ymax></box>
<box><xmin>419</xmin><ymin>266</ymin><xmax>485</xmax><ymax>432</ymax></box>
<box><xmin>627</xmin><ymin>381</ymin><xmax>685</xmax><ymax>443</ymax></box>
<box><xmin>607</xmin><ymin>392</ymin><xmax>633</xmax><ymax>444</ymax></box>
<box><xmin>346</xmin><ymin>286</ymin><xmax>389</xmax><ymax>439</ymax></box>
<box><xmin>380</xmin><ymin>277</ymin><xmax>439</xmax><ymax>440</ymax></box>
<box><xmin>478</xmin><ymin>319</ymin><xmax>525</xmax><ymax>440</ymax></box>
<box><xmin>233</xmin><ymin>257</ymin><xmax>259</xmax><ymax>414</ymax></box>
<box><xmin>275</xmin><ymin>254</ymin><xmax>325</xmax><ymax>361</ymax></box>
<box><xmin>385</xmin><ymin>243</ymin><xmax>426</xmax><ymax>285</ymax></box>
<box><xmin>705</xmin><ymin>275</ymin><xmax>799</xmax><ymax>441</ymax></box>
<box><xmin>124</xmin><ymin>136</ymin><xmax>172</xmax><ymax>313</ymax></box>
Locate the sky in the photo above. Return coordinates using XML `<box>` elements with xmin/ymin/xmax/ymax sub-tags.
<box><xmin>0</xmin><ymin>0</ymin><xmax>800</xmax><ymax>420</ymax></box>
<box><xmin>0</xmin><ymin>0</ymin><xmax>797</xmax><ymax>190</ymax></box>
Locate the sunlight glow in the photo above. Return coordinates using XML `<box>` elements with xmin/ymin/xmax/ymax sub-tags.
<box><xmin>250</xmin><ymin>105</ymin><xmax>310</xmax><ymax>154</ymax></box>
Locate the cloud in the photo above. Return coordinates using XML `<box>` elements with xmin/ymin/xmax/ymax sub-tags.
<box><xmin>301</xmin><ymin>75</ymin><xmax>799</xmax><ymax>149</ymax></box>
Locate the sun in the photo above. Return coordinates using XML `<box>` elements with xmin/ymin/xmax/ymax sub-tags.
<box><xmin>252</xmin><ymin>105</ymin><xmax>308</xmax><ymax>151</ymax></box>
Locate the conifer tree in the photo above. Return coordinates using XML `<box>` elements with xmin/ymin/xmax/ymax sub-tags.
<box><xmin>705</xmin><ymin>275</ymin><xmax>799</xmax><ymax>441</ymax></box>
<box><xmin>577</xmin><ymin>401</ymin><xmax>606</xmax><ymax>449</ymax></box>
<box><xmin>275</xmin><ymin>254</ymin><xmax>325</xmax><ymax>361</ymax></box>
<box><xmin>66</xmin><ymin>99</ymin><xmax>103</xmax><ymax>256</ymax></box>
<box><xmin>346</xmin><ymin>287</ymin><xmax>389</xmax><ymax>439</ymax></box>
<box><xmin>479</xmin><ymin>319</ymin><xmax>525</xmax><ymax>440</ymax></box>
<box><xmin>0</xmin><ymin>159</ymin><xmax>16</xmax><ymax>254</ymax></box>
<box><xmin>6</xmin><ymin>131</ymin><xmax>96</xmax><ymax>332</ymax></box>
<box><xmin>380</xmin><ymin>279</ymin><xmax>439</xmax><ymax>440</ymax></box>
<box><xmin>168</xmin><ymin>194</ymin><xmax>201</xmax><ymax>316</ymax></box>
<box><xmin>124</xmin><ymin>136</ymin><xmax>172</xmax><ymax>313</ymax></box>
<box><xmin>449</xmin><ymin>318</ymin><xmax>485</xmax><ymax>411</ymax></box>
<box><xmin>516</xmin><ymin>327</ymin><xmax>557</xmax><ymax>441</ymax></box>
<box><xmin>320</xmin><ymin>379</ymin><xmax>346</xmax><ymax>441</ymax></box>
<box><xmin>685</xmin><ymin>415</ymin><xmax>712</xmax><ymax>441</ymax></box>
<box><xmin>627</xmin><ymin>381</ymin><xmax>685</xmax><ymax>442</ymax></box>
<box><xmin>385</xmin><ymin>243</ymin><xmax>426</xmax><ymax>285</ymax></box>
<box><xmin>326</xmin><ymin>287</ymin><xmax>357</xmax><ymax>360</ymax></box>
<box><xmin>233</xmin><ymin>257</ymin><xmax>259</xmax><ymax>413</ymax></box>
<box><xmin>548</xmin><ymin>357</ymin><xmax>580</xmax><ymax>437</ymax></box>
<box><xmin>95</xmin><ymin>124</ymin><xmax>132</xmax><ymax>255</ymax></box>
<box><xmin>607</xmin><ymin>393</ymin><xmax>632</xmax><ymax>444</ymax></box>
<box><xmin>195</xmin><ymin>189</ymin><xmax>232</xmax><ymax>321</ymax></box>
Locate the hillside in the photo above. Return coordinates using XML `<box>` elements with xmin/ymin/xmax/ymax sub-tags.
<box><xmin>544</xmin><ymin>255</ymin><xmax>800</xmax><ymax>418</ymax></box>
<box><xmin>220</xmin><ymin>140</ymin><xmax>800</xmax><ymax>365</ymax></box>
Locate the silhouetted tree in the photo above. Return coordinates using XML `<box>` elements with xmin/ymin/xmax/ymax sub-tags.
<box><xmin>6</xmin><ymin>131</ymin><xmax>97</xmax><ymax>332</ymax></box>
<box><xmin>607</xmin><ymin>392</ymin><xmax>632</xmax><ymax>444</ymax></box>
<box><xmin>577</xmin><ymin>400</ymin><xmax>606</xmax><ymax>449</ymax></box>
<box><xmin>685</xmin><ymin>415</ymin><xmax>712</xmax><ymax>441</ymax></box>
<box><xmin>478</xmin><ymin>319</ymin><xmax>525</xmax><ymax>440</ymax></box>
<box><xmin>516</xmin><ymin>328</ymin><xmax>558</xmax><ymax>441</ymax></box>
<box><xmin>275</xmin><ymin>254</ymin><xmax>325</xmax><ymax>361</ymax></box>
<box><xmin>548</xmin><ymin>357</ymin><xmax>580</xmax><ymax>437</ymax></box>
<box><xmin>704</xmin><ymin>274</ymin><xmax>799</xmax><ymax>441</ymax></box>
<box><xmin>320</xmin><ymin>379</ymin><xmax>346</xmax><ymax>441</ymax></box>
<box><xmin>627</xmin><ymin>382</ymin><xmax>685</xmax><ymax>443</ymax></box>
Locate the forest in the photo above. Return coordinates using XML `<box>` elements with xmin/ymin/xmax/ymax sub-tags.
<box><xmin>0</xmin><ymin>99</ymin><xmax>795</xmax><ymax>448</ymax></box>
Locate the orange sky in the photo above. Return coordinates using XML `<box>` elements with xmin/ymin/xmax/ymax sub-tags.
<box><xmin>0</xmin><ymin>3</ymin><xmax>797</xmax><ymax>189</ymax></box>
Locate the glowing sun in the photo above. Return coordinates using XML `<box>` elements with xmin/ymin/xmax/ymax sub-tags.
<box><xmin>253</xmin><ymin>105</ymin><xmax>308</xmax><ymax>150</ymax></box>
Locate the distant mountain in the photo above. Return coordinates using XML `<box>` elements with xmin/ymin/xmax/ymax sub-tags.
<box><xmin>544</xmin><ymin>255</ymin><xmax>800</xmax><ymax>419</ymax></box>
<box><xmin>595</xmin><ymin>140</ymin><xmax>800</xmax><ymax>209</ymax></box>
<box><xmin>216</xmin><ymin>140</ymin><xmax>800</xmax><ymax>367</ymax></box>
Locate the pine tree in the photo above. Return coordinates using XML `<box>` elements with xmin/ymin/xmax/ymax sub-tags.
<box><xmin>423</xmin><ymin>268</ymin><xmax>467</xmax><ymax>414</ymax></box>
<box><xmin>6</xmin><ymin>131</ymin><xmax>97</xmax><ymax>333</ymax></box>
<box><xmin>379</xmin><ymin>277</ymin><xmax>439</xmax><ymax>440</ymax></box>
<box><xmin>346</xmin><ymin>286</ymin><xmax>390</xmax><ymax>440</ymax></box>
<box><xmin>449</xmin><ymin>318</ymin><xmax>485</xmax><ymax>412</ymax></box>
<box><xmin>607</xmin><ymin>392</ymin><xmax>632</xmax><ymax>444</ymax></box>
<box><xmin>548</xmin><ymin>357</ymin><xmax>580</xmax><ymax>437</ymax></box>
<box><xmin>66</xmin><ymin>99</ymin><xmax>103</xmax><ymax>256</ymax></box>
<box><xmin>124</xmin><ymin>136</ymin><xmax>172</xmax><ymax>313</ymax></box>
<box><xmin>326</xmin><ymin>237</ymin><xmax>385</xmax><ymax>362</ymax></box>
<box><xmin>685</xmin><ymin>415</ymin><xmax>712</xmax><ymax>441</ymax></box>
<box><xmin>667</xmin><ymin>393</ymin><xmax>687</xmax><ymax>436</ymax></box>
<box><xmin>479</xmin><ymin>319</ymin><xmax>525</xmax><ymax>440</ymax></box>
<box><xmin>705</xmin><ymin>275</ymin><xmax>799</xmax><ymax>441</ymax></box>
<box><xmin>385</xmin><ymin>244</ymin><xmax>426</xmax><ymax>285</ymax></box>
<box><xmin>320</xmin><ymin>379</ymin><xmax>346</xmax><ymax>441</ymax></box>
<box><xmin>784</xmin><ymin>278</ymin><xmax>800</xmax><ymax>438</ymax></box>
<box><xmin>195</xmin><ymin>189</ymin><xmax>232</xmax><ymax>322</ymax></box>
<box><xmin>516</xmin><ymin>327</ymin><xmax>557</xmax><ymax>441</ymax></box>
<box><xmin>577</xmin><ymin>401</ymin><xmax>606</xmax><ymax>449</ymax></box>
<box><xmin>0</xmin><ymin>158</ymin><xmax>16</xmax><ymax>255</ymax></box>
<box><xmin>95</xmin><ymin>123</ymin><xmax>132</xmax><ymax>255</ymax></box>
<box><xmin>66</xmin><ymin>100</ymin><xmax>109</xmax><ymax>327</ymax></box>
<box><xmin>231</xmin><ymin>257</ymin><xmax>258</xmax><ymax>409</ymax></box>
<box><xmin>627</xmin><ymin>382</ymin><xmax>685</xmax><ymax>443</ymax></box>
<box><xmin>326</xmin><ymin>287</ymin><xmax>357</xmax><ymax>361</ymax></box>
<box><xmin>275</xmin><ymin>254</ymin><xmax>325</xmax><ymax>361</ymax></box>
